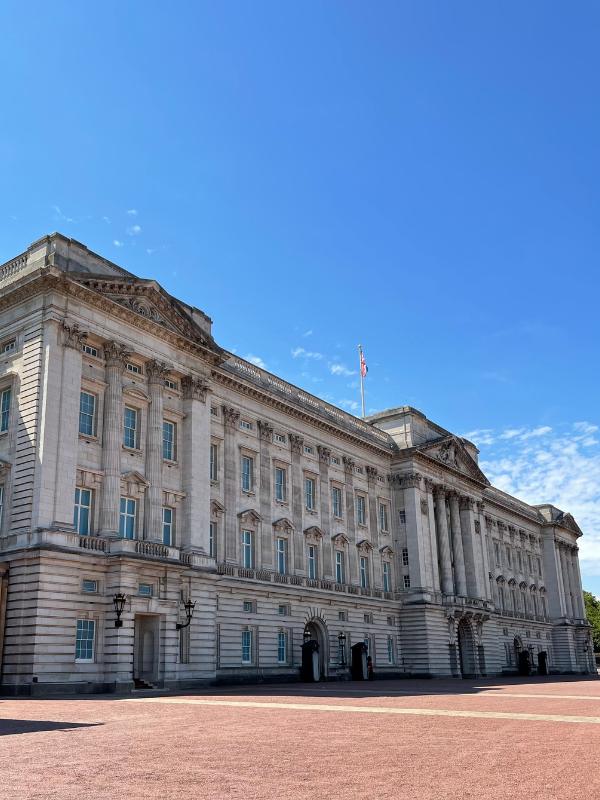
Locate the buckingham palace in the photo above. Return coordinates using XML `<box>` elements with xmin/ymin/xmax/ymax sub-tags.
<box><xmin>0</xmin><ymin>233</ymin><xmax>593</xmax><ymax>695</ymax></box>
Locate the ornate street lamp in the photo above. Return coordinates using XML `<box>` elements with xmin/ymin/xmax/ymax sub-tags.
<box><xmin>113</xmin><ymin>593</ymin><xmax>127</xmax><ymax>628</ymax></box>
<box><xmin>303</xmin><ymin>628</ymin><xmax>311</xmax><ymax>644</ymax></box>
<box><xmin>176</xmin><ymin>598</ymin><xmax>196</xmax><ymax>631</ymax></box>
<box><xmin>338</xmin><ymin>631</ymin><xmax>347</xmax><ymax>666</ymax></box>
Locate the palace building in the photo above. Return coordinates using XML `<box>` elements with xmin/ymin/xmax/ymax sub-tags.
<box><xmin>0</xmin><ymin>233</ymin><xmax>593</xmax><ymax>694</ymax></box>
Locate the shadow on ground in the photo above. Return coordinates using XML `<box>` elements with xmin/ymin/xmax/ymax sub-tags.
<box><xmin>0</xmin><ymin>719</ymin><xmax>103</xmax><ymax>736</ymax></box>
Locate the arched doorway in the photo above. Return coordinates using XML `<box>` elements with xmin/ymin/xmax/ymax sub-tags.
<box><xmin>303</xmin><ymin>617</ymin><xmax>329</xmax><ymax>680</ymax></box>
<box><xmin>457</xmin><ymin>618</ymin><xmax>476</xmax><ymax>678</ymax></box>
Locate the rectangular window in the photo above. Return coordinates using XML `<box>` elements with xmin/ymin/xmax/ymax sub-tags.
<box><xmin>356</xmin><ymin>495</ymin><xmax>366</xmax><ymax>525</ymax></box>
<box><xmin>304</xmin><ymin>445</ymin><xmax>314</xmax><ymax>455</ymax></box>
<box><xmin>517</xmin><ymin>551</ymin><xmax>522</xmax><ymax>571</ymax></box>
<box><xmin>138</xmin><ymin>583</ymin><xmax>153</xmax><ymax>597</ymax></box>
<box><xmin>528</xmin><ymin>554</ymin><xmax>533</xmax><ymax>574</ymax></box>
<box><xmin>276</xmin><ymin>537</ymin><xmax>287</xmax><ymax>575</ymax></box>
<box><xmin>506</xmin><ymin>546</ymin><xmax>512</xmax><ymax>568</ymax></box>
<box><xmin>363</xmin><ymin>613</ymin><xmax>372</xmax><ymax>624</ymax></box>
<box><xmin>240</xmin><ymin>419</ymin><xmax>253</xmax><ymax>431</ymax></box>
<box><xmin>162</xmin><ymin>506</ymin><xmax>174</xmax><ymax>546</ymax></box>
<box><xmin>277</xmin><ymin>630</ymin><xmax>288</xmax><ymax>664</ymax></box>
<box><xmin>82</xmin><ymin>579</ymin><xmax>98</xmax><ymax>593</ymax></box>
<box><xmin>123</xmin><ymin>407</ymin><xmax>138</xmax><ymax>449</ymax></box>
<box><xmin>242</xmin><ymin>629</ymin><xmax>253</xmax><ymax>664</ymax></box>
<box><xmin>1</xmin><ymin>339</ymin><xmax>16</xmax><ymax>354</ymax></box>
<box><xmin>0</xmin><ymin>388</ymin><xmax>11</xmax><ymax>433</ymax></box>
<box><xmin>305</xmin><ymin>477</ymin><xmax>316</xmax><ymax>510</ymax></box>
<box><xmin>164</xmin><ymin>378</ymin><xmax>178</xmax><ymax>390</ymax></box>
<box><xmin>359</xmin><ymin>556</ymin><xmax>369</xmax><ymax>589</ymax></box>
<box><xmin>386</xmin><ymin>615</ymin><xmax>395</xmax><ymax>626</ymax></box>
<box><xmin>403</xmin><ymin>575</ymin><xmax>411</xmax><ymax>589</ymax></box>
<box><xmin>82</xmin><ymin>343</ymin><xmax>98</xmax><ymax>357</ymax></box>
<box><xmin>382</xmin><ymin>561</ymin><xmax>391</xmax><ymax>592</ymax></box>
<box><xmin>331</xmin><ymin>456</ymin><xmax>340</xmax><ymax>465</ymax></box>
<box><xmin>338</xmin><ymin>610</ymin><xmax>347</xmax><ymax>622</ymax></box>
<box><xmin>79</xmin><ymin>391</ymin><xmax>96</xmax><ymax>436</ymax></box>
<box><xmin>274</xmin><ymin>433</ymin><xmax>286</xmax><ymax>444</ymax></box>
<box><xmin>126</xmin><ymin>362</ymin><xmax>142</xmax><ymax>375</ymax></box>
<box><xmin>210</xmin><ymin>443</ymin><xmax>218</xmax><ymax>481</ymax></box>
<box><xmin>162</xmin><ymin>420</ymin><xmax>176</xmax><ymax>461</ymax></box>
<box><xmin>307</xmin><ymin>544</ymin><xmax>317</xmax><ymax>580</ymax></box>
<box><xmin>241</xmin><ymin>456</ymin><xmax>254</xmax><ymax>492</ymax></box>
<box><xmin>73</xmin><ymin>487</ymin><xmax>92</xmax><ymax>535</ymax></box>
<box><xmin>494</xmin><ymin>541</ymin><xmax>501</xmax><ymax>566</ymax></box>
<box><xmin>209</xmin><ymin>521</ymin><xmax>216</xmax><ymax>557</ymax></box>
<box><xmin>278</xmin><ymin>604</ymin><xmax>289</xmax><ymax>616</ymax></box>
<box><xmin>536</xmin><ymin>557</ymin><xmax>541</xmax><ymax>575</ymax></box>
<box><xmin>335</xmin><ymin>551</ymin><xmax>345</xmax><ymax>584</ymax></box>
<box><xmin>331</xmin><ymin>486</ymin><xmax>343</xmax><ymax>518</ymax></box>
<box><xmin>210</xmin><ymin>406</ymin><xmax>218</xmax><ymax>416</ymax></box>
<box><xmin>275</xmin><ymin>467</ymin><xmax>287</xmax><ymax>502</ymax></box>
<box><xmin>387</xmin><ymin>636</ymin><xmax>395</xmax><ymax>664</ymax></box>
<box><xmin>75</xmin><ymin>619</ymin><xmax>95</xmax><ymax>661</ymax></box>
<box><xmin>398</xmin><ymin>508</ymin><xmax>406</xmax><ymax>524</ymax></box>
<box><xmin>402</xmin><ymin>548</ymin><xmax>409</xmax><ymax>566</ymax></box>
<box><xmin>243</xmin><ymin>600</ymin><xmax>254</xmax><ymax>613</ymax></box>
<box><xmin>241</xmin><ymin>530</ymin><xmax>254</xmax><ymax>568</ymax></box>
<box><xmin>379</xmin><ymin>503</ymin><xmax>389</xmax><ymax>531</ymax></box>
<box><xmin>119</xmin><ymin>497</ymin><xmax>137</xmax><ymax>539</ymax></box>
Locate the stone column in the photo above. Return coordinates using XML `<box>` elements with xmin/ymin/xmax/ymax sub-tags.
<box><xmin>222</xmin><ymin>405</ymin><xmax>240</xmax><ymax>563</ymax></box>
<box><xmin>365</xmin><ymin>466</ymin><xmax>382</xmax><ymax>589</ymax></box>
<box><xmin>289</xmin><ymin>434</ymin><xmax>304</xmax><ymax>573</ymax></box>
<box><xmin>181</xmin><ymin>375</ymin><xmax>210</xmax><ymax>553</ymax></box>
<box><xmin>144</xmin><ymin>360</ymin><xmax>169</xmax><ymax>541</ymax></box>
<box><xmin>448</xmin><ymin>492</ymin><xmax>467</xmax><ymax>596</ymax></box>
<box><xmin>477</xmin><ymin>502</ymin><xmax>492</xmax><ymax>600</ymax></box>
<box><xmin>424</xmin><ymin>478</ymin><xmax>441</xmax><ymax>592</ymax></box>
<box><xmin>559</xmin><ymin>545</ymin><xmax>574</xmax><ymax>618</ymax></box>
<box><xmin>433</xmin><ymin>486</ymin><xmax>454</xmax><ymax>595</ymax></box>
<box><xmin>343</xmin><ymin>457</ymin><xmax>359</xmax><ymax>585</ymax></box>
<box><xmin>571</xmin><ymin>546</ymin><xmax>585</xmax><ymax>619</ymax></box>
<box><xmin>318</xmin><ymin>446</ymin><xmax>333</xmax><ymax>579</ymax></box>
<box><xmin>566</xmin><ymin>547</ymin><xmax>580</xmax><ymax>619</ymax></box>
<box><xmin>99</xmin><ymin>341</ymin><xmax>130</xmax><ymax>535</ymax></box>
<box><xmin>51</xmin><ymin>321</ymin><xmax>86</xmax><ymax>528</ymax></box>
<box><xmin>459</xmin><ymin>496</ymin><xmax>480</xmax><ymax>598</ymax></box>
<box><xmin>401</xmin><ymin>472</ymin><xmax>429</xmax><ymax>590</ymax></box>
<box><xmin>257</xmin><ymin>421</ymin><xmax>274</xmax><ymax>570</ymax></box>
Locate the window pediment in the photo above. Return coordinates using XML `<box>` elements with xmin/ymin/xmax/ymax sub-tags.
<box><xmin>303</xmin><ymin>525</ymin><xmax>323</xmax><ymax>543</ymax></box>
<box><xmin>356</xmin><ymin>539</ymin><xmax>373</xmax><ymax>553</ymax></box>
<box><xmin>120</xmin><ymin>470</ymin><xmax>149</xmax><ymax>497</ymax></box>
<box><xmin>239</xmin><ymin>508</ymin><xmax>261</xmax><ymax>525</ymax></box>
<box><xmin>331</xmin><ymin>532</ymin><xmax>349</xmax><ymax>546</ymax></box>
<box><xmin>379</xmin><ymin>545</ymin><xmax>394</xmax><ymax>557</ymax></box>
<box><xmin>211</xmin><ymin>499</ymin><xmax>225</xmax><ymax>516</ymax></box>
<box><xmin>273</xmin><ymin>517</ymin><xmax>294</xmax><ymax>533</ymax></box>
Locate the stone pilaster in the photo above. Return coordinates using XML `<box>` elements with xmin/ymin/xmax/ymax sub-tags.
<box><xmin>257</xmin><ymin>420</ymin><xmax>273</xmax><ymax>569</ymax></box>
<box><xmin>571</xmin><ymin>546</ymin><xmax>585</xmax><ymax>619</ymax></box>
<box><xmin>99</xmin><ymin>341</ymin><xmax>130</xmax><ymax>535</ymax></box>
<box><xmin>51</xmin><ymin>321</ymin><xmax>86</xmax><ymax>528</ymax></box>
<box><xmin>289</xmin><ymin>434</ymin><xmax>304</xmax><ymax>573</ymax></box>
<box><xmin>559</xmin><ymin>544</ymin><xmax>574</xmax><ymax>618</ymax></box>
<box><xmin>448</xmin><ymin>492</ymin><xmax>467</xmax><ymax>596</ymax></box>
<box><xmin>181</xmin><ymin>375</ymin><xmax>210</xmax><ymax>552</ymax></box>
<box><xmin>222</xmin><ymin>405</ymin><xmax>240</xmax><ymax>563</ymax></box>
<box><xmin>144</xmin><ymin>360</ymin><xmax>169</xmax><ymax>541</ymax></box>
<box><xmin>459</xmin><ymin>496</ymin><xmax>480</xmax><ymax>598</ymax></box>
<box><xmin>343</xmin><ymin>456</ymin><xmax>358</xmax><ymax>585</ymax></box>
<box><xmin>366</xmin><ymin>466</ymin><xmax>382</xmax><ymax>589</ymax></box>
<box><xmin>476</xmin><ymin>502</ymin><xmax>492</xmax><ymax>600</ymax></box>
<box><xmin>318</xmin><ymin>446</ymin><xmax>332</xmax><ymax>579</ymax></box>
<box><xmin>401</xmin><ymin>472</ymin><xmax>429</xmax><ymax>590</ymax></box>
<box><xmin>434</xmin><ymin>486</ymin><xmax>453</xmax><ymax>595</ymax></box>
<box><xmin>424</xmin><ymin>478</ymin><xmax>441</xmax><ymax>592</ymax></box>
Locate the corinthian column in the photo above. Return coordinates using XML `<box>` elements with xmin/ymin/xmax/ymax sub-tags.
<box><xmin>99</xmin><ymin>341</ymin><xmax>130</xmax><ymax>535</ymax></box>
<box><xmin>459</xmin><ymin>496</ymin><xmax>480</xmax><ymax>598</ymax></box>
<box><xmin>434</xmin><ymin>486</ymin><xmax>454</xmax><ymax>594</ymax></box>
<box><xmin>181</xmin><ymin>374</ymin><xmax>210</xmax><ymax>552</ymax></box>
<box><xmin>222</xmin><ymin>405</ymin><xmax>240</xmax><ymax>562</ymax></box>
<box><xmin>318</xmin><ymin>446</ymin><xmax>333</xmax><ymax>578</ymax></box>
<box><xmin>449</xmin><ymin>492</ymin><xmax>467</xmax><ymax>596</ymax></box>
<box><xmin>257</xmin><ymin>420</ymin><xmax>274</xmax><ymax>569</ymax></box>
<box><xmin>559</xmin><ymin>544</ymin><xmax>574</xmax><ymax>618</ymax></box>
<box><xmin>144</xmin><ymin>360</ymin><xmax>169</xmax><ymax>541</ymax></box>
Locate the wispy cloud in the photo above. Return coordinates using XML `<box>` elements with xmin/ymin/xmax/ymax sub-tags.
<box><xmin>330</xmin><ymin>363</ymin><xmax>356</xmax><ymax>377</ymax></box>
<box><xmin>468</xmin><ymin>422</ymin><xmax>600</xmax><ymax>581</ymax></box>
<box><xmin>52</xmin><ymin>205</ymin><xmax>76</xmax><ymax>223</ymax></box>
<box><xmin>102</xmin><ymin>216</ymin><xmax>111</xmax><ymax>224</ymax></box>
<box><xmin>245</xmin><ymin>353</ymin><xmax>267</xmax><ymax>369</ymax></box>
<box><xmin>146</xmin><ymin>248</ymin><xmax>155</xmax><ymax>256</ymax></box>
<box><xmin>302</xmin><ymin>329</ymin><xmax>313</xmax><ymax>338</ymax></box>
<box><xmin>291</xmin><ymin>347</ymin><xmax>324</xmax><ymax>360</ymax></box>
<box><xmin>127</xmin><ymin>224</ymin><xmax>142</xmax><ymax>236</ymax></box>
<box><xmin>338</xmin><ymin>398</ymin><xmax>360</xmax><ymax>414</ymax></box>
<box><xmin>481</xmin><ymin>370</ymin><xmax>511</xmax><ymax>384</ymax></box>
<box><xmin>126</xmin><ymin>209</ymin><xmax>138</xmax><ymax>216</ymax></box>
<box><xmin>113</xmin><ymin>240</ymin><xmax>124</xmax><ymax>248</ymax></box>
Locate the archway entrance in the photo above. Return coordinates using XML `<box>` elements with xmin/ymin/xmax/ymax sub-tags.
<box><xmin>457</xmin><ymin>618</ymin><xmax>476</xmax><ymax>678</ymax></box>
<box><xmin>133</xmin><ymin>615</ymin><xmax>160</xmax><ymax>687</ymax></box>
<box><xmin>303</xmin><ymin>617</ymin><xmax>329</xmax><ymax>680</ymax></box>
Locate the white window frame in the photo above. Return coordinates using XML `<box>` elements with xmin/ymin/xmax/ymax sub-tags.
<box><xmin>382</xmin><ymin>560</ymin><xmax>391</xmax><ymax>592</ymax></box>
<box><xmin>379</xmin><ymin>502</ymin><xmax>389</xmax><ymax>532</ymax></box>
<box><xmin>275</xmin><ymin>466</ymin><xmax>287</xmax><ymax>502</ymax></box>
<box><xmin>277</xmin><ymin>630</ymin><xmax>288</xmax><ymax>664</ymax></box>
<box><xmin>331</xmin><ymin>485</ymin><xmax>343</xmax><ymax>518</ymax></box>
<box><xmin>79</xmin><ymin>391</ymin><xmax>97</xmax><ymax>437</ymax></box>
<box><xmin>241</xmin><ymin>529</ymin><xmax>254</xmax><ymax>569</ymax></box>
<box><xmin>307</xmin><ymin>544</ymin><xmax>318</xmax><ymax>580</ymax></box>
<box><xmin>162</xmin><ymin>420</ymin><xmax>177</xmax><ymax>461</ymax></box>
<box><xmin>209</xmin><ymin>521</ymin><xmax>216</xmax><ymax>558</ymax></box>
<box><xmin>119</xmin><ymin>497</ymin><xmax>137</xmax><ymax>539</ymax></box>
<box><xmin>74</xmin><ymin>487</ymin><xmax>93</xmax><ymax>536</ymax></box>
<box><xmin>0</xmin><ymin>387</ymin><xmax>11</xmax><ymax>433</ymax></box>
<box><xmin>75</xmin><ymin>619</ymin><xmax>96</xmax><ymax>662</ymax></box>
<box><xmin>242</xmin><ymin>629</ymin><xmax>253</xmax><ymax>664</ymax></box>
<box><xmin>241</xmin><ymin>455</ymin><xmax>254</xmax><ymax>493</ymax></box>
<box><xmin>123</xmin><ymin>406</ymin><xmax>139</xmax><ymax>449</ymax></box>
<box><xmin>359</xmin><ymin>556</ymin><xmax>369</xmax><ymax>589</ymax></box>
<box><xmin>335</xmin><ymin>550</ymin><xmax>345</xmax><ymax>584</ymax></box>
<box><xmin>305</xmin><ymin>476</ymin><xmax>316</xmax><ymax>510</ymax></box>
<box><xmin>210</xmin><ymin>443</ymin><xmax>219</xmax><ymax>481</ymax></box>
<box><xmin>356</xmin><ymin>494</ymin><xmax>366</xmax><ymax>526</ymax></box>
<box><xmin>276</xmin><ymin>537</ymin><xmax>287</xmax><ymax>575</ymax></box>
<box><xmin>162</xmin><ymin>506</ymin><xmax>174</xmax><ymax>546</ymax></box>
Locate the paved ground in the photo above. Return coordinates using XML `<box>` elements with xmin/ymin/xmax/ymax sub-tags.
<box><xmin>2</xmin><ymin>676</ymin><xmax>600</xmax><ymax>800</ymax></box>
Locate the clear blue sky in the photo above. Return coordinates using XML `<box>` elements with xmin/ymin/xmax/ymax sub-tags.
<box><xmin>1</xmin><ymin>2</ymin><xmax>600</xmax><ymax>589</ymax></box>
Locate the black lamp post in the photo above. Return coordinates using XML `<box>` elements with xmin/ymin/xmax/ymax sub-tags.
<box><xmin>113</xmin><ymin>593</ymin><xmax>127</xmax><ymax>628</ymax></box>
<box><xmin>303</xmin><ymin>628</ymin><xmax>311</xmax><ymax>644</ymax></box>
<box><xmin>338</xmin><ymin>631</ymin><xmax>347</xmax><ymax>666</ymax></box>
<box><xmin>176</xmin><ymin>599</ymin><xmax>196</xmax><ymax>631</ymax></box>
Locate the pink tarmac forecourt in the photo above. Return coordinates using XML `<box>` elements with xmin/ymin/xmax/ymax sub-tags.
<box><xmin>2</xmin><ymin>676</ymin><xmax>600</xmax><ymax>800</ymax></box>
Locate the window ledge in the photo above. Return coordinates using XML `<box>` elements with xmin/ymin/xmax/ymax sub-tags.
<box><xmin>79</xmin><ymin>433</ymin><xmax>99</xmax><ymax>443</ymax></box>
<box><xmin>163</xmin><ymin>459</ymin><xmax>178</xmax><ymax>467</ymax></box>
<box><xmin>122</xmin><ymin>446</ymin><xmax>143</xmax><ymax>456</ymax></box>
<box><xmin>242</xmin><ymin>490</ymin><xmax>255</xmax><ymax>497</ymax></box>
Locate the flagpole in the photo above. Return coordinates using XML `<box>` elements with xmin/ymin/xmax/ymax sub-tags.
<box><xmin>358</xmin><ymin>344</ymin><xmax>366</xmax><ymax>419</ymax></box>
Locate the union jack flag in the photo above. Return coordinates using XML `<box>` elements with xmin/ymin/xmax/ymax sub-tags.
<box><xmin>360</xmin><ymin>349</ymin><xmax>368</xmax><ymax>378</ymax></box>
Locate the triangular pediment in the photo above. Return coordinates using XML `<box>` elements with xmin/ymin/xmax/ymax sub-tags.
<box><xmin>273</xmin><ymin>517</ymin><xmax>294</xmax><ymax>532</ymax></box>
<box><xmin>67</xmin><ymin>273</ymin><xmax>226</xmax><ymax>362</ymax></box>
<box><xmin>238</xmin><ymin>508</ymin><xmax>261</xmax><ymax>524</ymax></box>
<box><xmin>556</xmin><ymin>512</ymin><xmax>583</xmax><ymax>536</ymax></box>
<box><xmin>303</xmin><ymin>525</ymin><xmax>323</xmax><ymax>540</ymax></box>
<box><xmin>417</xmin><ymin>436</ymin><xmax>490</xmax><ymax>484</ymax></box>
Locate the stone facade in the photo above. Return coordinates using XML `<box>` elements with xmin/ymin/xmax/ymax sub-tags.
<box><xmin>0</xmin><ymin>233</ymin><xmax>594</xmax><ymax>695</ymax></box>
